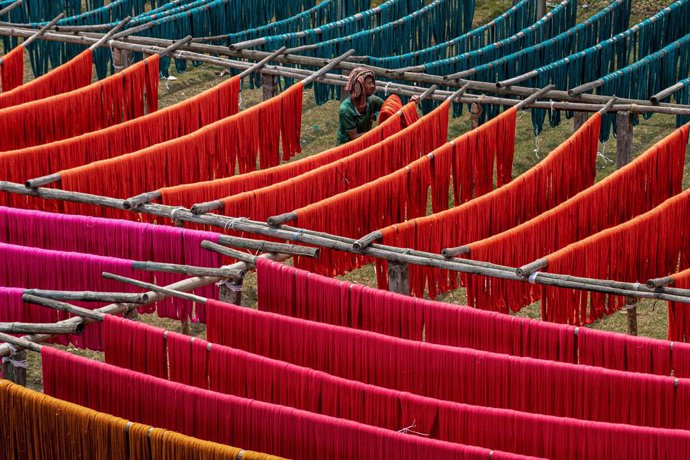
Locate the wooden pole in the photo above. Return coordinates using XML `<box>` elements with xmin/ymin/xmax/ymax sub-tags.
<box><xmin>261</xmin><ymin>72</ymin><xmax>279</xmax><ymax>101</ymax></box>
<box><xmin>101</xmin><ymin>272</ymin><xmax>208</xmax><ymax>304</ymax></box>
<box><xmin>200</xmin><ymin>240</ymin><xmax>259</xmax><ymax>265</ymax></box>
<box><xmin>388</xmin><ymin>261</ymin><xmax>410</xmax><ymax>296</ymax></box>
<box><xmin>0</xmin><ymin>321</ymin><xmax>84</xmax><ymax>335</ymax></box>
<box><xmin>615</xmin><ymin>111</ymin><xmax>634</xmax><ymax>169</ymax></box>
<box><xmin>573</xmin><ymin>111</ymin><xmax>588</xmax><ymax>131</ymax></box>
<box><xmin>22</xmin><ymin>294</ymin><xmax>105</xmax><ymax>321</ymax></box>
<box><xmin>157</xmin><ymin>35</ymin><xmax>193</xmax><ymax>58</ymax></box>
<box><xmin>217</xmin><ymin>235</ymin><xmax>320</xmax><ymax>258</ymax></box>
<box><xmin>0</xmin><ymin>0</ymin><xmax>22</xmax><ymax>18</ymax></box>
<box><xmin>23</xmin><ymin>289</ymin><xmax>149</xmax><ymax>304</ymax></box>
<box><xmin>626</xmin><ymin>296</ymin><xmax>639</xmax><ymax>336</ymax></box>
<box><xmin>651</xmin><ymin>81</ymin><xmax>688</xmax><ymax>104</ymax></box>
<box><xmin>470</xmin><ymin>101</ymin><xmax>483</xmax><ymax>129</ymax></box>
<box><xmin>131</xmin><ymin>260</ymin><xmax>243</xmax><ymax>279</ymax></box>
<box><xmin>237</xmin><ymin>46</ymin><xmax>287</xmax><ymax>79</ymax></box>
<box><xmin>2</xmin><ymin>347</ymin><xmax>26</xmax><ymax>386</ymax></box>
<box><xmin>536</xmin><ymin>0</ymin><xmax>547</xmax><ymax>18</ymax></box>
<box><xmin>19</xmin><ymin>13</ymin><xmax>64</xmax><ymax>49</ymax></box>
<box><xmin>88</xmin><ymin>16</ymin><xmax>131</xmax><ymax>51</ymax></box>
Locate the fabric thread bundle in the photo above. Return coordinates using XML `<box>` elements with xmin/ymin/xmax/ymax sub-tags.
<box><xmin>0</xmin><ymin>75</ymin><xmax>239</xmax><ymax>209</ymax></box>
<box><xmin>0</xmin><ymin>48</ymin><xmax>93</xmax><ymax>110</ymax></box>
<box><xmin>464</xmin><ymin>123</ymin><xmax>688</xmax><ymax>314</ymax></box>
<box><xmin>541</xmin><ymin>189</ymin><xmax>690</xmax><ymax>326</ymax></box>
<box><xmin>293</xmin><ymin>108</ymin><xmax>517</xmax><ymax>277</ymax></box>
<box><xmin>0</xmin><ymin>206</ymin><xmax>224</xmax><ymax>322</ymax></box>
<box><xmin>42</xmin><ymin>347</ymin><xmax>519</xmax><ymax>460</ymax></box>
<box><xmin>56</xmin><ymin>83</ymin><xmax>303</xmax><ymax>219</ymax></box>
<box><xmin>0</xmin><ymin>45</ymin><xmax>24</xmax><ymax>93</ymax></box>
<box><xmin>0</xmin><ymin>380</ymin><xmax>283</xmax><ymax>460</ymax></box>
<box><xmin>669</xmin><ymin>268</ymin><xmax>690</xmax><ymax>342</ymax></box>
<box><xmin>100</xmin><ymin>314</ymin><xmax>690</xmax><ymax>460</ymax></box>
<box><xmin>378</xmin><ymin>110</ymin><xmax>600</xmax><ymax>298</ymax></box>
<box><xmin>206</xmin><ymin>299</ymin><xmax>690</xmax><ymax>430</ymax></box>
<box><xmin>369</xmin><ymin>0</ymin><xmax>537</xmax><ymax>68</ymax></box>
<box><xmin>256</xmin><ymin>257</ymin><xmax>690</xmax><ymax>377</ymax></box>
<box><xmin>218</xmin><ymin>101</ymin><xmax>448</xmax><ymax>233</ymax></box>
<box><xmin>0</xmin><ymin>55</ymin><xmax>159</xmax><ymax>152</ymax></box>
<box><xmin>159</xmin><ymin>101</ymin><xmax>418</xmax><ymax>209</ymax></box>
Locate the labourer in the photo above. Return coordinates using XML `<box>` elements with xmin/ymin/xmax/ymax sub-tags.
<box><xmin>336</xmin><ymin>67</ymin><xmax>384</xmax><ymax>144</ymax></box>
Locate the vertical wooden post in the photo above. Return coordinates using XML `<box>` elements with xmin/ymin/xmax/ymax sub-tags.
<box><xmin>219</xmin><ymin>278</ymin><xmax>244</xmax><ymax>306</ymax></box>
<box><xmin>625</xmin><ymin>296</ymin><xmax>639</xmax><ymax>336</ymax></box>
<box><xmin>111</xmin><ymin>48</ymin><xmax>130</xmax><ymax>73</ymax></box>
<box><xmin>388</xmin><ymin>261</ymin><xmax>410</xmax><ymax>296</ymax></box>
<box><xmin>261</xmin><ymin>73</ymin><xmax>279</xmax><ymax>101</ymax></box>
<box><xmin>470</xmin><ymin>102</ymin><xmax>483</xmax><ymax>129</ymax></box>
<box><xmin>537</xmin><ymin>0</ymin><xmax>546</xmax><ymax>18</ymax></box>
<box><xmin>573</xmin><ymin>111</ymin><xmax>588</xmax><ymax>132</ymax></box>
<box><xmin>615</xmin><ymin>111</ymin><xmax>634</xmax><ymax>169</ymax></box>
<box><xmin>2</xmin><ymin>348</ymin><xmax>27</xmax><ymax>386</ymax></box>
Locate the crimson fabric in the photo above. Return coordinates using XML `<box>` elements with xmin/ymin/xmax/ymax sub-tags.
<box><xmin>467</xmin><ymin>122</ymin><xmax>688</xmax><ymax>313</ymax></box>
<box><xmin>218</xmin><ymin>101</ymin><xmax>450</xmax><ymax>237</ymax></box>
<box><xmin>378</xmin><ymin>110</ymin><xmax>600</xmax><ymax>298</ymax></box>
<box><xmin>294</xmin><ymin>108</ymin><xmax>517</xmax><ymax>276</ymax></box>
<box><xmin>669</xmin><ymin>268</ymin><xmax>690</xmax><ymax>342</ymax></box>
<box><xmin>0</xmin><ymin>55</ymin><xmax>159</xmax><ymax>152</ymax></box>
<box><xmin>206</xmin><ymin>298</ymin><xmax>690</xmax><ymax>429</ymax></box>
<box><xmin>103</xmin><ymin>316</ymin><xmax>690</xmax><ymax>460</ymax></box>
<box><xmin>158</xmin><ymin>102</ymin><xmax>418</xmax><ymax>209</ymax></box>
<box><xmin>0</xmin><ymin>49</ymin><xmax>93</xmax><ymax>110</ymax></box>
<box><xmin>0</xmin><ymin>76</ymin><xmax>239</xmax><ymax>210</ymax></box>
<box><xmin>0</xmin><ymin>206</ymin><xmax>223</xmax><ymax>322</ymax></box>
<box><xmin>102</xmin><ymin>315</ymin><xmax>166</xmax><ymax>379</ymax></box>
<box><xmin>256</xmin><ymin>258</ymin><xmax>690</xmax><ymax>376</ymax></box>
<box><xmin>42</xmin><ymin>347</ymin><xmax>512</xmax><ymax>460</ymax></box>
<box><xmin>0</xmin><ymin>242</ymin><xmax>144</xmax><ymax>350</ymax></box>
<box><xmin>0</xmin><ymin>45</ymin><xmax>23</xmax><ymax>93</ymax></box>
<box><xmin>542</xmin><ymin>188</ymin><xmax>690</xmax><ymax>326</ymax></box>
<box><xmin>54</xmin><ymin>83</ymin><xmax>303</xmax><ymax>219</ymax></box>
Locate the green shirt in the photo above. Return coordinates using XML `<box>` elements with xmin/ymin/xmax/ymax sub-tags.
<box><xmin>337</xmin><ymin>95</ymin><xmax>384</xmax><ymax>144</ymax></box>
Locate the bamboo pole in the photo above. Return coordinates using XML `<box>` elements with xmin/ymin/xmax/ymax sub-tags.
<box><xmin>22</xmin><ymin>294</ymin><xmax>105</xmax><ymax>321</ymax></box>
<box><xmin>102</xmin><ymin>272</ymin><xmax>208</xmax><ymax>303</ymax></box>
<box><xmin>217</xmin><ymin>235</ymin><xmax>320</xmax><ymax>258</ymax></box>
<box><xmin>0</xmin><ymin>321</ymin><xmax>84</xmax><ymax>335</ymax></box>
<box><xmin>88</xmin><ymin>16</ymin><xmax>131</xmax><ymax>51</ymax></box>
<box><xmin>0</xmin><ymin>0</ymin><xmax>22</xmax><ymax>18</ymax></box>
<box><xmin>23</xmin><ymin>289</ymin><xmax>149</xmax><ymax>304</ymax></box>
<box><xmin>131</xmin><ymin>261</ymin><xmax>243</xmax><ymax>279</ymax></box>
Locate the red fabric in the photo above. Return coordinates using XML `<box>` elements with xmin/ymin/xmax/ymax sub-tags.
<box><xmin>53</xmin><ymin>83</ymin><xmax>301</xmax><ymax>219</ymax></box>
<box><xmin>158</xmin><ymin>102</ymin><xmax>417</xmax><ymax>209</ymax></box>
<box><xmin>669</xmin><ymin>268</ymin><xmax>690</xmax><ymax>342</ymax></box>
<box><xmin>0</xmin><ymin>49</ymin><xmax>93</xmax><ymax>110</ymax></box>
<box><xmin>0</xmin><ymin>206</ymin><xmax>223</xmax><ymax>322</ymax></box>
<box><xmin>293</xmin><ymin>109</ymin><xmax>516</xmax><ymax>277</ymax></box>
<box><xmin>0</xmin><ymin>55</ymin><xmax>159</xmax><ymax>152</ymax></box>
<box><xmin>216</xmin><ymin>101</ymin><xmax>449</xmax><ymax>239</ymax></box>
<box><xmin>0</xmin><ymin>75</ymin><xmax>239</xmax><ymax>210</ymax></box>
<box><xmin>101</xmin><ymin>315</ymin><xmax>690</xmax><ymax>460</ymax></box>
<box><xmin>102</xmin><ymin>315</ymin><xmax>166</xmax><ymax>379</ymax></box>
<box><xmin>0</xmin><ymin>45</ymin><xmax>23</xmax><ymax>92</ymax></box>
<box><xmin>467</xmin><ymin>122</ymin><xmax>688</xmax><ymax>313</ymax></box>
<box><xmin>541</xmin><ymin>188</ymin><xmax>690</xmax><ymax>326</ymax></box>
<box><xmin>672</xmin><ymin>341</ymin><xmax>690</xmax><ymax>378</ymax></box>
<box><xmin>206</xmin><ymin>299</ymin><xmax>689</xmax><ymax>429</ymax></box>
<box><xmin>42</xmin><ymin>346</ymin><xmax>507</xmax><ymax>460</ymax></box>
<box><xmin>378</xmin><ymin>108</ymin><xmax>598</xmax><ymax>299</ymax></box>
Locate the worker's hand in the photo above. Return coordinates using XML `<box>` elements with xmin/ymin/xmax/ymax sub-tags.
<box><xmin>410</xmin><ymin>95</ymin><xmax>421</xmax><ymax>104</ymax></box>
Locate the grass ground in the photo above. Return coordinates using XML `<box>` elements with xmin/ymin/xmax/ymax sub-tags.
<box><xmin>6</xmin><ymin>0</ymin><xmax>689</xmax><ymax>391</ymax></box>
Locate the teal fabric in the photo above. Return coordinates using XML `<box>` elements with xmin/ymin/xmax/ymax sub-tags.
<box><xmin>369</xmin><ymin>0</ymin><xmax>537</xmax><ymax>69</ymax></box>
<box><xmin>672</xmin><ymin>78</ymin><xmax>690</xmax><ymax>127</ymax></box>
<box><xmin>337</xmin><ymin>96</ymin><xmax>384</xmax><ymax>144</ymax></box>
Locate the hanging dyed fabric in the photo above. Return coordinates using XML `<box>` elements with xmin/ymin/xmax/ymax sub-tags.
<box><xmin>377</xmin><ymin>105</ymin><xmax>598</xmax><ymax>298</ymax></box>
<box><xmin>293</xmin><ymin>107</ymin><xmax>516</xmax><ymax>277</ymax></box>
<box><xmin>541</xmin><ymin>188</ymin><xmax>690</xmax><ymax>326</ymax></box>
<box><xmin>55</xmin><ymin>83</ymin><xmax>303</xmax><ymax>219</ymax></box>
<box><xmin>669</xmin><ymin>268</ymin><xmax>690</xmax><ymax>342</ymax></box>
<box><xmin>206</xmin><ymin>298</ymin><xmax>690</xmax><ymax>430</ymax></box>
<box><xmin>158</xmin><ymin>102</ymin><xmax>419</xmax><ymax>210</ymax></box>
<box><xmin>41</xmin><ymin>347</ymin><xmax>506</xmax><ymax>460</ymax></box>
<box><xmin>0</xmin><ymin>45</ymin><xmax>24</xmax><ymax>92</ymax></box>
<box><xmin>465</xmin><ymin>121</ymin><xmax>688</xmax><ymax>314</ymax></box>
<box><xmin>0</xmin><ymin>48</ymin><xmax>93</xmax><ymax>110</ymax></box>
<box><xmin>0</xmin><ymin>54</ymin><xmax>159</xmax><ymax>152</ymax></box>
<box><xmin>0</xmin><ymin>75</ymin><xmax>239</xmax><ymax>210</ymax></box>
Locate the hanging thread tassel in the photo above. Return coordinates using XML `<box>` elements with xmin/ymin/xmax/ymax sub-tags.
<box><xmin>0</xmin><ymin>45</ymin><xmax>24</xmax><ymax>93</ymax></box>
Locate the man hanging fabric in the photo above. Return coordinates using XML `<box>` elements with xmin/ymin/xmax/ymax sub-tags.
<box><xmin>337</xmin><ymin>67</ymin><xmax>384</xmax><ymax>144</ymax></box>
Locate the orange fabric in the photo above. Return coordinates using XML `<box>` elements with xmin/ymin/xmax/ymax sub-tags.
<box><xmin>293</xmin><ymin>108</ymin><xmax>518</xmax><ymax>277</ymax></box>
<box><xmin>0</xmin><ymin>49</ymin><xmax>93</xmax><ymax>110</ymax></box>
<box><xmin>0</xmin><ymin>76</ymin><xmax>240</xmax><ymax>210</ymax></box>
<box><xmin>466</xmin><ymin>122</ymin><xmax>688</xmax><ymax>314</ymax></box>
<box><xmin>0</xmin><ymin>45</ymin><xmax>23</xmax><ymax>92</ymax></box>
<box><xmin>377</xmin><ymin>95</ymin><xmax>403</xmax><ymax>124</ymax></box>
<box><xmin>0</xmin><ymin>55</ymin><xmax>159</xmax><ymax>152</ymax></box>
<box><xmin>377</xmin><ymin>109</ymin><xmax>598</xmax><ymax>299</ymax></box>
<box><xmin>56</xmin><ymin>83</ymin><xmax>302</xmax><ymax>219</ymax></box>
<box><xmin>159</xmin><ymin>102</ymin><xmax>419</xmax><ymax>209</ymax></box>
<box><xmin>217</xmin><ymin>100</ymin><xmax>449</xmax><ymax>238</ymax></box>
<box><xmin>542</xmin><ymin>187</ymin><xmax>690</xmax><ymax>326</ymax></box>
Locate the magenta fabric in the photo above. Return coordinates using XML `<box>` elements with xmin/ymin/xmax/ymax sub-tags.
<box><xmin>0</xmin><ymin>206</ymin><xmax>223</xmax><ymax>321</ymax></box>
<box><xmin>101</xmin><ymin>316</ymin><xmax>690</xmax><ymax>460</ymax></box>
<box><xmin>42</xmin><ymin>346</ymin><xmax>522</xmax><ymax>460</ymax></box>
<box><xmin>207</xmin><ymin>298</ymin><xmax>690</xmax><ymax>430</ymax></box>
